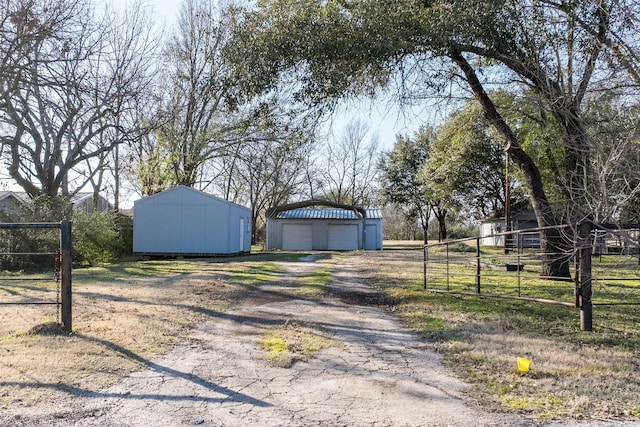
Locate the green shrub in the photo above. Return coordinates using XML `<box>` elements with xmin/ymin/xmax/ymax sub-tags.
<box><xmin>72</xmin><ymin>211</ymin><xmax>126</xmax><ymax>265</ymax></box>
<box><xmin>448</xmin><ymin>242</ymin><xmax>476</xmax><ymax>252</ymax></box>
<box><xmin>448</xmin><ymin>225</ymin><xmax>478</xmax><ymax>239</ymax></box>
<box><xmin>0</xmin><ymin>195</ymin><xmax>133</xmax><ymax>269</ymax></box>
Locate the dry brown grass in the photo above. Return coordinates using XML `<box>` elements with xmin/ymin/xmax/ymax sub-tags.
<box><xmin>381</xmin><ymin>240</ymin><xmax>425</xmax><ymax>250</ymax></box>
<box><xmin>0</xmin><ymin>259</ymin><xmax>258</xmax><ymax>410</ymax></box>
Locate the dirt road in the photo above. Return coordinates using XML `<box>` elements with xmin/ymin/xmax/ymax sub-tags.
<box><xmin>5</xmin><ymin>255</ymin><xmax>536</xmax><ymax>426</ymax></box>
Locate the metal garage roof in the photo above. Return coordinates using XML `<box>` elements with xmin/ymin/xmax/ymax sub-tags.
<box><xmin>276</xmin><ymin>207</ymin><xmax>382</xmax><ymax>220</ymax></box>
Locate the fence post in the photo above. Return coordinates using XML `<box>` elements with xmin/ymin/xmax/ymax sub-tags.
<box><xmin>578</xmin><ymin>222</ymin><xmax>592</xmax><ymax>331</ymax></box>
<box><xmin>423</xmin><ymin>245</ymin><xmax>427</xmax><ymax>290</ymax></box>
<box><xmin>476</xmin><ymin>238</ymin><xmax>481</xmax><ymax>294</ymax></box>
<box><xmin>60</xmin><ymin>220</ymin><xmax>72</xmax><ymax>333</ymax></box>
<box><xmin>446</xmin><ymin>243</ymin><xmax>450</xmax><ymax>291</ymax></box>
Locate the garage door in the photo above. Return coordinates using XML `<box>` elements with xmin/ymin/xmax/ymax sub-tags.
<box><xmin>328</xmin><ymin>224</ymin><xmax>359</xmax><ymax>250</ymax></box>
<box><xmin>282</xmin><ymin>224</ymin><xmax>313</xmax><ymax>250</ymax></box>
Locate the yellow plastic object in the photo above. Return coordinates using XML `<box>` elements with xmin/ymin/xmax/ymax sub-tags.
<box><xmin>517</xmin><ymin>357</ymin><xmax>531</xmax><ymax>373</ymax></box>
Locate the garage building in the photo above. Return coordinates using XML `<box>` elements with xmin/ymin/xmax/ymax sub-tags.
<box><xmin>265</xmin><ymin>200</ymin><xmax>383</xmax><ymax>251</ymax></box>
<box><xmin>133</xmin><ymin>186</ymin><xmax>251</xmax><ymax>256</ymax></box>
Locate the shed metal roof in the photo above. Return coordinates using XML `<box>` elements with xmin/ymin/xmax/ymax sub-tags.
<box><xmin>276</xmin><ymin>207</ymin><xmax>382</xmax><ymax>220</ymax></box>
<box><xmin>135</xmin><ymin>185</ymin><xmax>250</xmax><ymax>212</ymax></box>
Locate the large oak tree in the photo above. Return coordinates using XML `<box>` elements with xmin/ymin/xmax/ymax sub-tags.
<box><xmin>226</xmin><ymin>0</ymin><xmax>640</xmax><ymax>277</ymax></box>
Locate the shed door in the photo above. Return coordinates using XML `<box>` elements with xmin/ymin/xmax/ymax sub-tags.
<box><xmin>282</xmin><ymin>224</ymin><xmax>313</xmax><ymax>250</ymax></box>
<box><xmin>364</xmin><ymin>224</ymin><xmax>378</xmax><ymax>250</ymax></box>
<box><xmin>328</xmin><ymin>224</ymin><xmax>358</xmax><ymax>250</ymax></box>
<box><xmin>239</xmin><ymin>218</ymin><xmax>245</xmax><ymax>252</ymax></box>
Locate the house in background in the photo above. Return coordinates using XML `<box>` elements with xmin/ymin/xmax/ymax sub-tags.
<box><xmin>133</xmin><ymin>186</ymin><xmax>251</xmax><ymax>256</ymax></box>
<box><xmin>71</xmin><ymin>192</ymin><xmax>114</xmax><ymax>214</ymax></box>
<box><xmin>480</xmin><ymin>208</ymin><xmax>540</xmax><ymax>248</ymax></box>
<box><xmin>0</xmin><ymin>191</ymin><xmax>30</xmax><ymax>220</ymax></box>
<box><xmin>0</xmin><ymin>190</ymin><xmax>113</xmax><ymax>218</ymax></box>
<box><xmin>265</xmin><ymin>200</ymin><xmax>383</xmax><ymax>251</ymax></box>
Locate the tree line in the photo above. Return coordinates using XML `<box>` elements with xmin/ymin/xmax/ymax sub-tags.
<box><xmin>0</xmin><ymin>0</ymin><xmax>381</xmax><ymax>247</ymax></box>
<box><xmin>1</xmin><ymin>0</ymin><xmax>639</xmax><ymax>271</ymax></box>
<box><xmin>228</xmin><ymin>0</ymin><xmax>640</xmax><ymax>277</ymax></box>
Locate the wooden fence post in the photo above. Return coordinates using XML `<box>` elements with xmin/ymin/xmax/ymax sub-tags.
<box><xmin>60</xmin><ymin>220</ymin><xmax>72</xmax><ymax>333</ymax></box>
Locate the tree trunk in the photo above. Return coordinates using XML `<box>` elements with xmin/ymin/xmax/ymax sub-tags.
<box><xmin>417</xmin><ymin>204</ymin><xmax>430</xmax><ymax>244</ymax></box>
<box><xmin>432</xmin><ymin>205</ymin><xmax>447</xmax><ymax>242</ymax></box>
<box><xmin>451</xmin><ymin>51</ymin><xmax>571</xmax><ymax>278</ymax></box>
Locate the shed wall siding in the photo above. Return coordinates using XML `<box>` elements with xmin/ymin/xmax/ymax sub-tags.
<box><xmin>133</xmin><ymin>186</ymin><xmax>251</xmax><ymax>255</ymax></box>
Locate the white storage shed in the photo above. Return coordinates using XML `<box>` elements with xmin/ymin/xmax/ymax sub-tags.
<box><xmin>133</xmin><ymin>186</ymin><xmax>251</xmax><ymax>256</ymax></box>
<box><xmin>265</xmin><ymin>200</ymin><xmax>383</xmax><ymax>251</ymax></box>
<box><xmin>479</xmin><ymin>208</ymin><xmax>540</xmax><ymax>248</ymax></box>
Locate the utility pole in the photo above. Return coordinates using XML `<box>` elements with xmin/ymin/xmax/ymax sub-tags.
<box><xmin>504</xmin><ymin>152</ymin><xmax>511</xmax><ymax>254</ymax></box>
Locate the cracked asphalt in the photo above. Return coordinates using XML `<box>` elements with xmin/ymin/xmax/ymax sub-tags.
<box><xmin>5</xmin><ymin>255</ymin><xmax>536</xmax><ymax>427</ymax></box>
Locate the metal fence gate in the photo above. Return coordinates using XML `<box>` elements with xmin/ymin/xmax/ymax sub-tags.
<box><xmin>0</xmin><ymin>221</ymin><xmax>72</xmax><ymax>332</ymax></box>
<box><xmin>423</xmin><ymin>222</ymin><xmax>640</xmax><ymax>332</ymax></box>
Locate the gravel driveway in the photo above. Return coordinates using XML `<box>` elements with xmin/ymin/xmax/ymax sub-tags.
<box><xmin>5</xmin><ymin>255</ymin><xmax>538</xmax><ymax>426</ymax></box>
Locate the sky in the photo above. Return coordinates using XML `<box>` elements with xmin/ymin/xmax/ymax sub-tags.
<box><xmin>1</xmin><ymin>0</ymin><xmax>431</xmax><ymax>205</ymax></box>
<box><xmin>117</xmin><ymin>0</ymin><xmax>427</xmax><ymax>149</ymax></box>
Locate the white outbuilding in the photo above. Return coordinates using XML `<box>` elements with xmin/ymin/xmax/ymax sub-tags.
<box><xmin>479</xmin><ymin>208</ymin><xmax>539</xmax><ymax>248</ymax></box>
<box><xmin>133</xmin><ymin>186</ymin><xmax>251</xmax><ymax>256</ymax></box>
<box><xmin>265</xmin><ymin>200</ymin><xmax>383</xmax><ymax>251</ymax></box>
